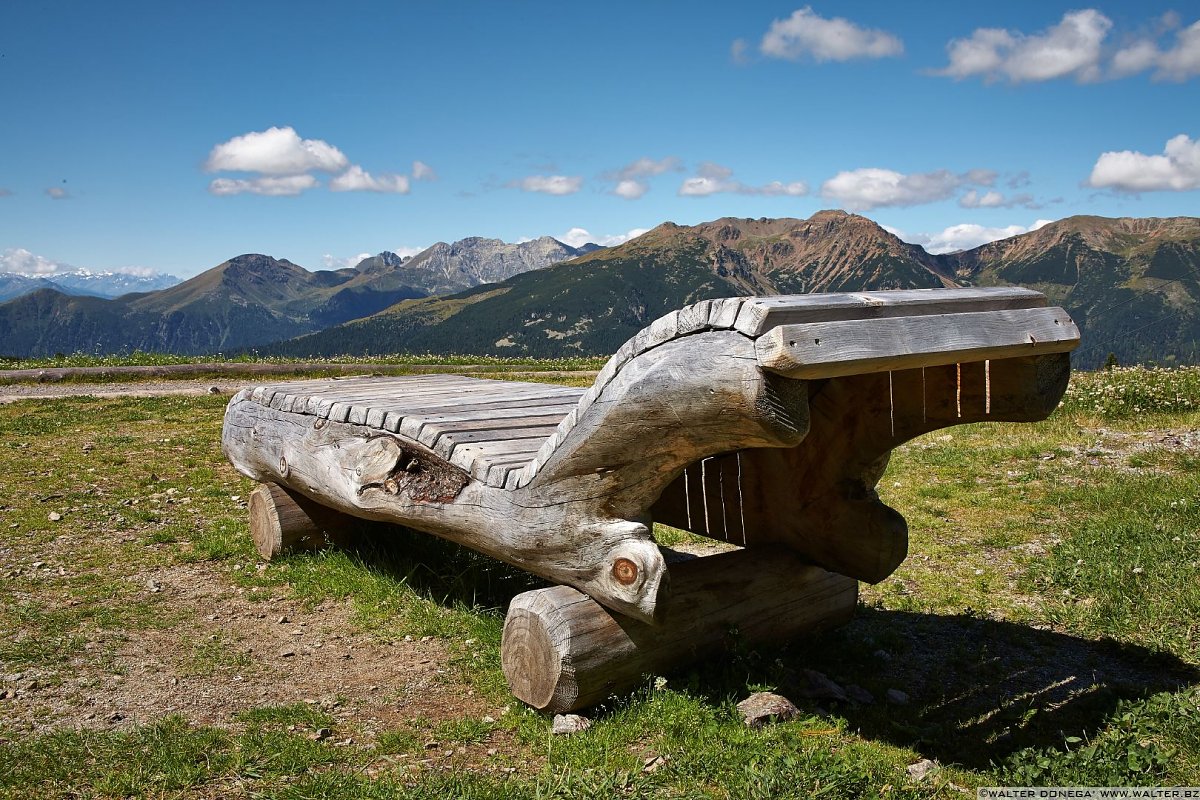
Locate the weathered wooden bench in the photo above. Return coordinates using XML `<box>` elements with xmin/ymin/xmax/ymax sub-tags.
<box><xmin>222</xmin><ymin>287</ymin><xmax>1080</xmax><ymax>712</ymax></box>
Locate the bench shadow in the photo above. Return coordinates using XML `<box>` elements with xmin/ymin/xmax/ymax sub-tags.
<box><xmin>334</xmin><ymin>520</ymin><xmax>549</xmax><ymax>610</ymax></box>
<box><xmin>683</xmin><ymin>606</ymin><xmax>1199</xmax><ymax>770</ymax></box>
<box><xmin>329</xmin><ymin>526</ymin><xmax>1197</xmax><ymax>770</ymax></box>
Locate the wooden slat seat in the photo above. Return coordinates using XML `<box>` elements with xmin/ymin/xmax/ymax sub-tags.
<box><xmin>241</xmin><ymin>374</ymin><xmax>584</xmax><ymax>485</ymax></box>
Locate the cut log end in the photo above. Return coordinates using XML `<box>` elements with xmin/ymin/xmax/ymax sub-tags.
<box><xmin>248</xmin><ymin>482</ymin><xmax>354</xmax><ymax>560</ymax></box>
<box><xmin>501</xmin><ymin>548</ymin><xmax>858</xmax><ymax>713</ymax></box>
<box><xmin>500</xmin><ymin>602</ymin><xmax>568</xmax><ymax>711</ymax></box>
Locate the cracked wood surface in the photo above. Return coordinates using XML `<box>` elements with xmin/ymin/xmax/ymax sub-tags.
<box><xmin>222</xmin><ymin>288</ymin><xmax>1080</xmax><ymax>623</ymax></box>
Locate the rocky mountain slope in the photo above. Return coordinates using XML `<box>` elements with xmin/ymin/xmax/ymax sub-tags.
<box><xmin>366</xmin><ymin>237</ymin><xmax>598</xmax><ymax>296</ymax></box>
<box><xmin>268</xmin><ymin>212</ymin><xmax>1199</xmax><ymax>368</ymax></box>
<box><xmin>267</xmin><ymin>212</ymin><xmax>960</xmax><ymax>358</ymax></box>
<box><xmin>946</xmin><ymin>215</ymin><xmax>1200</xmax><ymax>367</ymax></box>
<box><xmin>0</xmin><ymin>273</ymin><xmax>59</xmax><ymax>302</ymax></box>
<box><xmin>4</xmin><ymin>213</ymin><xmax>1196</xmax><ymax>366</ymax></box>
<box><xmin>0</xmin><ymin>237</ymin><xmax>592</xmax><ymax>356</ymax></box>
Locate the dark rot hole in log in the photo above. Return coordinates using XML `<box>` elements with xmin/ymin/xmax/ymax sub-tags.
<box><xmin>360</xmin><ymin>441</ymin><xmax>469</xmax><ymax>504</ymax></box>
<box><xmin>612</xmin><ymin>557</ymin><xmax>638</xmax><ymax>585</ymax></box>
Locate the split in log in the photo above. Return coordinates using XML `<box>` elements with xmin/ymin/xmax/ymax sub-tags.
<box><xmin>248</xmin><ymin>482</ymin><xmax>356</xmax><ymax>560</ymax></box>
<box><xmin>501</xmin><ymin>547</ymin><xmax>857</xmax><ymax>713</ymax></box>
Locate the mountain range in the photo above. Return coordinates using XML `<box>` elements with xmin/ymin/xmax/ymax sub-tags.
<box><xmin>268</xmin><ymin>212</ymin><xmax>1200</xmax><ymax>368</ymax></box>
<box><xmin>0</xmin><ymin>269</ymin><xmax>181</xmax><ymax>302</ymax></box>
<box><xmin>1</xmin><ymin>212</ymin><xmax>1197</xmax><ymax>368</ymax></box>
<box><xmin>0</xmin><ymin>238</ymin><xmax>596</xmax><ymax>357</ymax></box>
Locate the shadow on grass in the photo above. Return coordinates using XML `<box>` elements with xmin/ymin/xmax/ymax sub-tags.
<box><xmin>685</xmin><ymin>606</ymin><xmax>1199</xmax><ymax>770</ymax></box>
<box><xmin>335</xmin><ymin>519</ymin><xmax>549</xmax><ymax>611</ymax></box>
<box><xmin>325</xmin><ymin>526</ymin><xmax>1197</xmax><ymax>770</ymax></box>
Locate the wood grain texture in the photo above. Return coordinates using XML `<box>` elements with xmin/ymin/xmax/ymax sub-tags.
<box><xmin>650</xmin><ymin>352</ymin><xmax>1073</xmax><ymax>583</ymax></box>
<box><xmin>501</xmin><ymin>548</ymin><xmax>857</xmax><ymax>712</ymax></box>
<box><xmin>223</xmin><ymin>332</ymin><xmax>815</xmax><ymax>623</ymax></box>
<box><xmin>248</xmin><ymin>482</ymin><xmax>356</xmax><ymax>559</ymax></box>
<box><xmin>755</xmin><ymin>307</ymin><xmax>1080</xmax><ymax>379</ymax></box>
<box><xmin>734</xmin><ymin>287</ymin><xmax>1047</xmax><ymax>336</ymax></box>
<box><xmin>225</xmin><ymin>289</ymin><xmax>1079</xmax><ymax>626</ymax></box>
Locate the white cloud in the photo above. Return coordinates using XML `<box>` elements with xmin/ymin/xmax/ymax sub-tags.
<box><xmin>614</xmin><ymin>180</ymin><xmax>648</xmax><ymax>199</ymax></box>
<box><xmin>959</xmin><ymin>189</ymin><xmax>1006</xmax><ymax>208</ymax></box>
<box><xmin>934</xmin><ymin>9</ymin><xmax>1111</xmax><ymax>83</ymax></box>
<box><xmin>412</xmin><ymin>160</ymin><xmax>437</xmax><ymax>181</ymax></box>
<box><xmin>959</xmin><ymin>188</ymin><xmax>1039</xmax><ymax>209</ymax></box>
<box><xmin>322</xmin><ymin>252</ymin><xmax>373</xmax><ymax>270</ymax></box>
<box><xmin>606</xmin><ymin>157</ymin><xmax>682</xmax><ymax>199</ymax></box>
<box><xmin>614</xmin><ymin>157</ymin><xmax>683</xmax><ymax>179</ymax></box>
<box><xmin>730</xmin><ymin>37</ymin><xmax>750</xmax><ymax>64</ymax></box>
<box><xmin>1156</xmin><ymin>20</ymin><xmax>1200</xmax><ymax>80</ymax></box>
<box><xmin>557</xmin><ymin>227</ymin><xmax>649</xmax><ymax>248</ymax></box>
<box><xmin>821</xmin><ymin>167</ymin><xmax>993</xmax><ymax>210</ymax></box>
<box><xmin>1087</xmin><ymin>134</ymin><xmax>1200</xmax><ymax>192</ymax></box>
<box><xmin>105</xmin><ymin>266</ymin><xmax>162</xmax><ymax>277</ymax></box>
<box><xmin>205</xmin><ymin>126</ymin><xmax>348</xmax><ymax>175</ymax></box>
<box><xmin>922</xmin><ymin>223</ymin><xmax>1031</xmax><ymax>253</ymax></box>
<box><xmin>46</xmin><ymin>187</ymin><xmax>69</xmax><ymax>200</ymax></box>
<box><xmin>204</xmin><ymin>126</ymin><xmax>424</xmax><ymax>198</ymax></box>
<box><xmin>1114</xmin><ymin>19</ymin><xmax>1200</xmax><ymax>81</ymax></box>
<box><xmin>759</xmin><ymin>6</ymin><xmax>903</xmax><ymax>62</ymax></box>
<box><xmin>208</xmin><ymin>174</ymin><xmax>319</xmax><ymax>196</ymax></box>
<box><xmin>390</xmin><ymin>245</ymin><xmax>427</xmax><ymax>259</ymax></box>
<box><xmin>895</xmin><ymin>219</ymin><xmax>1057</xmax><ymax>254</ymax></box>
<box><xmin>0</xmin><ymin>248</ymin><xmax>172</xmax><ymax>277</ymax></box>
<box><xmin>512</xmin><ymin>175</ymin><xmax>583</xmax><ymax>195</ymax></box>
<box><xmin>678</xmin><ymin>162</ymin><xmax>807</xmax><ymax>197</ymax></box>
<box><xmin>1111</xmin><ymin>38</ymin><xmax>1161</xmax><ymax>77</ymax></box>
<box><xmin>329</xmin><ymin>165</ymin><xmax>410</xmax><ymax>193</ymax></box>
<box><xmin>0</xmin><ymin>247</ymin><xmax>72</xmax><ymax>274</ymax></box>
<box><xmin>757</xmin><ymin>181</ymin><xmax>811</xmax><ymax>196</ymax></box>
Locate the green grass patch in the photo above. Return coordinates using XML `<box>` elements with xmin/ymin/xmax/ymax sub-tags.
<box><xmin>2</xmin><ymin>367</ymin><xmax>1200</xmax><ymax>796</ymax></box>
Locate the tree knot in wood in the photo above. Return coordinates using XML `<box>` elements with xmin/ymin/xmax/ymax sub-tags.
<box><xmin>612</xmin><ymin>557</ymin><xmax>638</xmax><ymax>586</ymax></box>
<box><xmin>353</xmin><ymin>435</ymin><xmax>469</xmax><ymax>503</ymax></box>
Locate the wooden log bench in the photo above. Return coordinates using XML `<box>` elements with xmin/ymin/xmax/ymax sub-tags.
<box><xmin>222</xmin><ymin>287</ymin><xmax>1080</xmax><ymax>712</ymax></box>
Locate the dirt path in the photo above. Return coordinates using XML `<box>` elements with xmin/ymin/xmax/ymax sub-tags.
<box><xmin>0</xmin><ymin>371</ymin><xmax>598</xmax><ymax>403</ymax></box>
<box><xmin>0</xmin><ymin>380</ymin><xmax>239</xmax><ymax>403</ymax></box>
<box><xmin>1</xmin><ymin>557</ymin><xmax>502</xmax><ymax>743</ymax></box>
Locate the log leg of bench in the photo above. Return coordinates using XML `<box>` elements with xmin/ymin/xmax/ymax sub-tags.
<box><xmin>501</xmin><ymin>548</ymin><xmax>856</xmax><ymax>713</ymax></box>
<box><xmin>249</xmin><ymin>482</ymin><xmax>356</xmax><ymax>560</ymax></box>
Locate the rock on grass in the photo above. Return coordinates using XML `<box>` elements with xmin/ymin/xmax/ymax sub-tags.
<box><xmin>737</xmin><ymin>692</ymin><xmax>800</xmax><ymax>728</ymax></box>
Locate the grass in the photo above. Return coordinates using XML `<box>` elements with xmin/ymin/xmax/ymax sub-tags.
<box><xmin>0</xmin><ymin>366</ymin><xmax>1198</xmax><ymax>797</ymax></box>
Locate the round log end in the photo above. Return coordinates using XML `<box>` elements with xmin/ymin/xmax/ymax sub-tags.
<box><xmin>501</xmin><ymin>596</ymin><xmax>571</xmax><ymax>711</ymax></box>
<box><xmin>248</xmin><ymin>484</ymin><xmax>285</xmax><ymax>560</ymax></box>
<box><xmin>248</xmin><ymin>482</ymin><xmax>353</xmax><ymax>561</ymax></box>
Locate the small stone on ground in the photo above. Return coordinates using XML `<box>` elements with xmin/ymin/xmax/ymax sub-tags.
<box><xmin>737</xmin><ymin>692</ymin><xmax>800</xmax><ymax>728</ymax></box>
<box><xmin>793</xmin><ymin>669</ymin><xmax>847</xmax><ymax>702</ymax></box>
<box><xmin>907</xmin><ymin>758</ymin><xmax>938</xmax><ymax>781</ymax></box>
<box><xmin>844</xmin><ymin>684</ymin><xmax>875</xmax><ymax>705</ymax></box>
<box><xmin>552</xmin><ymin>713</ymin><xmax>591</xmax><ymax>735</ymax></box>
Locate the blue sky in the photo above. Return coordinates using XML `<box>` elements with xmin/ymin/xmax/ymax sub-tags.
<box><xmin>1</xmin><ymin>1</ymin><xmax>1198</xmax><ymax>278</ymax></box>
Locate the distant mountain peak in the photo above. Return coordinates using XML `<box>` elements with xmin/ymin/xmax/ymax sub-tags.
<box><xmin>370</xmin><ymin>235</ymin><xmax>600</xmax><ymax>295</ymax></box>
<box><xmin>359</xmin><ymin>251</ymin><xmax>410</xmax><ymax>270</ymax></box>
<box><xmin>0</xmin><ymin>266</ymin><xmax>181</xmax><ymax>301</ymax></box>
